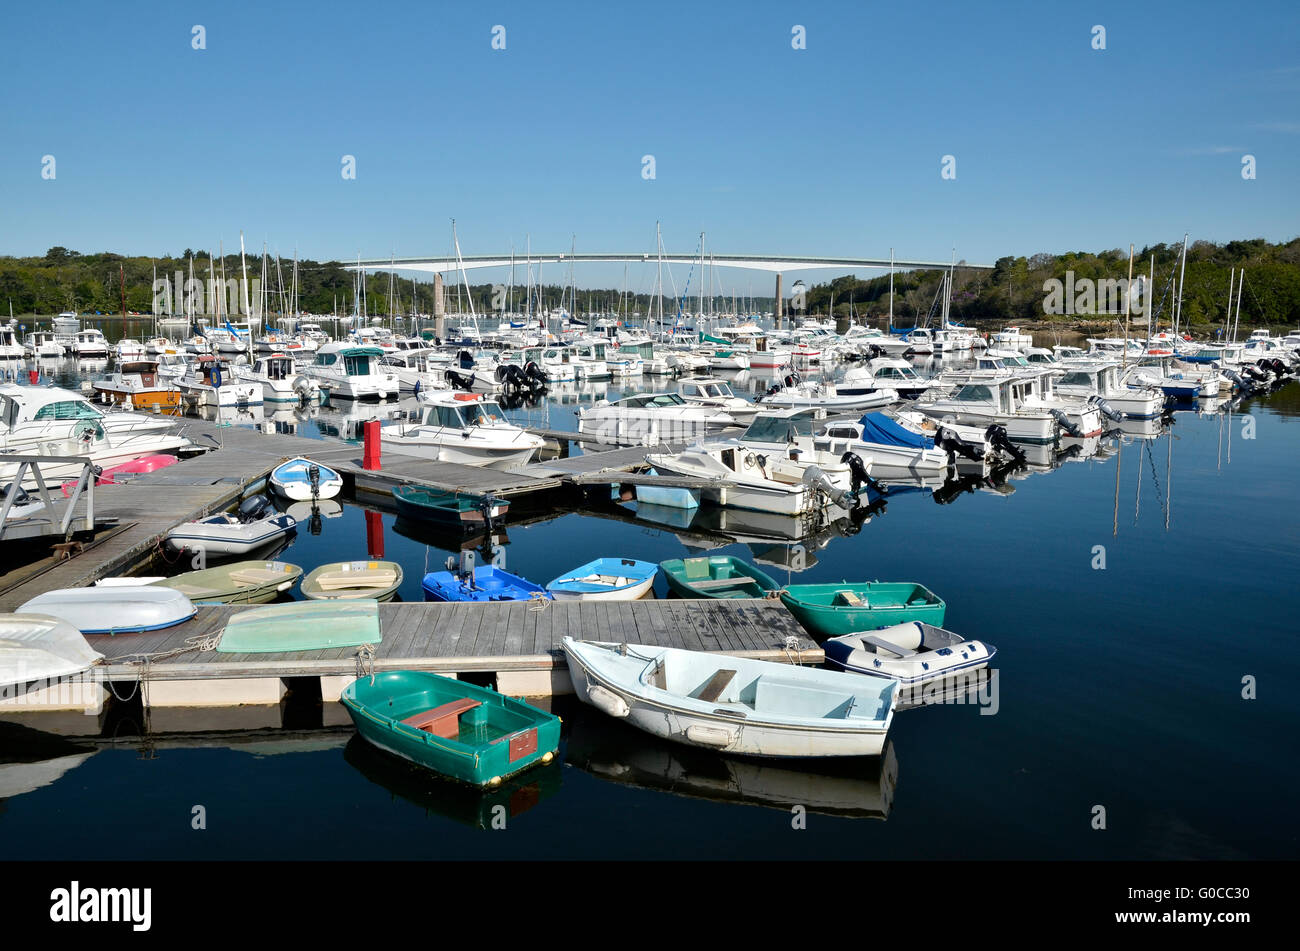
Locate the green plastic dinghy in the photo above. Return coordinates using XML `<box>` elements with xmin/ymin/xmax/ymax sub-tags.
<box><xmin>217</xmin><ymin>600</ymin><xmax>382</xmax><ymax>653</ymax></box>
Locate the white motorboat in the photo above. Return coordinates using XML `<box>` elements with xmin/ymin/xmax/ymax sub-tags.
<box><xmin>810</xmin><ymin>411</ymin><xmax>952</xmax><ymax>479</ymax></box>
<box><xmin>16</xmin><ymin>587</ymin><xmax>196</xmax><ymax>635</ymax></box>
<box><xmin>0</xmin><ymin>614</ymin><xmax>103</xmax><ymax>690</ymax></box>
<box><xmin>676</xmin><ymin>377</ymin><xmax>760</xmax><ymax>424</ymax></box>
<box><xmin>645</xmin><ymin>441</ymin><xmax>855</xmax><ymax>515</ymax></box>
<box><xmin>841</xmin><ymin>358</ymin><xmax>946</xmax><ymax>401</ymax></box>
<box><xmin>824</xmin><ymin>620</ymin><xmax>997</xmax><ymax>689</ymax></box>
<box><xmin>0</xmin><ymin>385</ymin><xmax>191</xmax><ymax>487</ymax></box>
<box><xmin>759</xmin><ymin>373</ymin><xmax>898</xmax><ymax>412</ymax></box>
<box><xmin>165</xmin><ymin>497</ymin><xmax>297</xmax><ymax>556</ymax></box>
<box><xmin>178</xmin><ymin>356</ymin><xmax>263</xmax><ymax>408</ymax></box>
<box><xmin>114</xmin><ymin>338</ymin><xmax>148</xmax><ymax>361</ymax></box>
<box><xmin>380</xmin><ymin>391</ymin><xmax>544</xmax><ymax>468</ymax></box>
<box><xmin>268</xmin><ymin>457</ymin><xmax>343</xmax><ymax>501</ymax></box>
<box><xmin>381</xmin><ymin>348</ymin><xmax>452</xmax><ymax>393</ymax></box>
<box><xmin>1054</xmin><ymin>361</ymin><xmax>1166</xmax><ymax>419</ymax></box>
<box><xmin>915</xmin><ymin>375</ymin><xmax>1059</xmax><ymax>444</ymax></box>
<box><xmin>562</xmin><ymin>638</ymin><xmax>898</xmax><ymax>757</ymax></box>
<box><xmin>23</xmin><ymin>331</ymin><xmax>64</xmax><ymax>358</ymax></box>
<box><xmin>238</xmin><ymin>353</ymin><xmax>321</xmax><ymax>403</ymax></box>
<box><xmin>71</xmin><ymin>329</ymin><xmax>110</xmax><ymax>357</ymax></box>
<box><xmin>0</xmin><ymin>323</ymin><xmax>27</xmax><ymax>359</ymax></box>
<box><xmin>990</xmin><ymin>326</ymin><xmax>1034</xmax><ymax>351</ymax></box>
<box><xmin>579</xmin><ymin>393</ymin><xmax>736</xmax><ymax>445</ymax></box>
<box><xmin>304</xmin><ymin>343</ymin><xmax>399</xmax><ymax>400</ymax></box>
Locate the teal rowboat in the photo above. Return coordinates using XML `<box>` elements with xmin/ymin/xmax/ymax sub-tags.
<box><xmin>392</xmin><ymin>484</ymin><xmax>509</xmax><ymax>531</ymax></box>
<box><xmin>660</xmin><ymin>555</ymin><xmax>780</xmax><ymax>600</ymax></box>
<box><xmin>341</xmin><ymin>671</ymin><xmax>560</xmax><ymax>786</ymax></box>
<box><xmin>780</xmin><ymin>581</ymin><xmax>946</xmax><ymax>640</ymax></box>
<box><xmin>217</xmin><ymin>600</ymin><xmax>382</xmax><ymax>652</ymax></box>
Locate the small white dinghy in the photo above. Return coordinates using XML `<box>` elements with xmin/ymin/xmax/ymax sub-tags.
<box><xmin>165</xmin><ymin>496</ymin><xmax>297</xmax><ymax>556</ymax></box>
<box><xmin>15</xmin><ymin>588</ymin><xmax>196</xmax><ymax>635</ymax></box>
<box><xmin>0</xmin><ymin>614</ymin><xmax>103</xmax><ymax>688</ymax></box>
<box><xmin>562</xmin><ymin>637</ymin><xmax>898</xmax><ymax>757</ymax></box>
<box><xmin>823</xmin><ymin>621</ymin><xmax>997</xmax><ymax>688</ymax></box>
<box><xmin>268</xmin><ymin>457</ymin><xmax>343</xmax><ymax>502</ymax></box>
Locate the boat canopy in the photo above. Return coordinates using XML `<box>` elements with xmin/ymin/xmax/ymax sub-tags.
<box><xmin>857</xmin><ymin>412</ymin><xmax>934</xmax><ymax>449</ymax></box>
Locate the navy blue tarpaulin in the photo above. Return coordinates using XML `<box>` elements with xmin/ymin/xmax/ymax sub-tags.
<box><xmin>856</xmin><ymin>412</ymin><xmax>933</xmax><ymax>449</ymax></box>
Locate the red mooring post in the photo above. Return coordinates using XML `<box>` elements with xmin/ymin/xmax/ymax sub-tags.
<box><xmin>28</xmin><ymin>369</ymin><xmax>39</xmax><ymax>385</ymax></box>
<box><xmin>362</xmin><ymin>419</ymin><xmax>381</xmax><ymax>470</ymax></box>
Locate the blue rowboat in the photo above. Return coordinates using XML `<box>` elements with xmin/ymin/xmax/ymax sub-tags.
<box><xmin>421</xmin><ymin>565</ymin><xmax>551</xmax><ymax>603</ymax></box>
<box><xmin>545</xmin><ymin>558</ymin><xmax>658</xmax><ymax>601</ymax></box>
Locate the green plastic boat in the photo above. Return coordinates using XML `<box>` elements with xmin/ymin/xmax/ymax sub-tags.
<box><xmin>392</xmin><ymin>484</ymin><xmax>509</xmax><ymax>531</ymax></box>
<box><xmin>780</xmin><ymin>581</ymin><xmax>946</xmax><ymax>640</ymax></box>
<box><xmin>300</xmin><ymin>561</ymin><xmax>404</xmax><ymax>601</ymax></box>
<box><xmin>659</xmin><ymin>555</ymin><xmax>781</xmax><ymax>599</ymax></box>
<box><xmin>151</xmin><ymin>561</ymin><xmax>303</xmax><ymax>604</ymax></box>
<box><xmin>217</xmin><ymin>600</ymin><xmax>382</xmax><ymax>653</ymax></box>
<box><xmin>341</xmin><ymin>671</ymin><xmax>560</xmax><ymax>787</ymax></box>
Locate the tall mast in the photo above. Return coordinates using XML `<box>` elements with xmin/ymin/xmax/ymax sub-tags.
<box><xmin>1174</xmin><ymin>233</ymin><xmax>1188</xmax><ymax>336</ymax></box>
<box><xmin>1122</xmin><ymin>243</ymin><xmax>1134</xmax><ymax>368</ymax></box>
<box><xmin>1225</xmin><ymin>268</ymin><xmax>1234</xmax><ymax>341</ymax></box>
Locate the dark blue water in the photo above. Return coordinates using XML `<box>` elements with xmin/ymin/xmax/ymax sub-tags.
<box><xmin>2</xmin><ymin>374</ymin><xmax>1298</xmax><ymax>859</ymax></box>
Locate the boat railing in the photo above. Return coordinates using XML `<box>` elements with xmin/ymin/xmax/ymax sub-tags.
<box><xmin>0</xmin><ymin>456</ymin><xmax>97</xmax><ymax>542</ymax></box>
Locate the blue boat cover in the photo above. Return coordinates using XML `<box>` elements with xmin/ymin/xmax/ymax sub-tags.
<box><xmin>856</xmin><ymin>412</ymin><xmax>934</xmax><ymax>449</ymax></box>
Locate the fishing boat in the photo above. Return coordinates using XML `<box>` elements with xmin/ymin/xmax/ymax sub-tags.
<box><xmin>150</xmin><ymin>561</ymin><xmax>303</xmax><ymax>604</ymax></box>
<box><xmin>824</xmin><ymin>620</ymin><xmax>997</xmax><ymax>688</ymax></box>
<box><xmin>562</xmin><ymin>638</ymin><xmax>898</xmax><ymax>757</ymax></box>
<box><xmin>578</xmin><ymin>393</ymin><xmax>736</xmax><ymax>445</ymax></box>
<box><xmin>268</xmin><ymin>457</ymin><xmax>343</xmax><ymax>502</ymax></box>
<box><xmin>779</xmin><ymin>581</ymin><xmax>946</xmax><ymax>640</ymax></box>
<box><xmin>238</xmin><ymin>353</ymin><xmax>321</xmax><ymax>404</ymax></box>
<box><xmin>90</xmin><ymin>360</ymin><xmax>183</xmax><ymax>410</ymax></box>
<box><xmin>341</xmin><ymin>670</ymin><xmax>561</xmax><ymax>787</ymax></box>
<box><xmin>659</xmin><ymin>555</ymin><xmax>781</xmax><ymax>600</ymax></box>
<box><xmin>304</xmin><ymin>343</ymin><xmax>399</xmax><ymax>400</ymax></box>
<box><xmin>0</xmin><ymin>614</ymin><xmax>103</xmax><ymax>689</ymax></box>
<box><xmin>178</xmin><ymin>356</ymin><xmax>263</xmax><ymax>409</ymax></box>
<box><xmin>300</xmin><ymin>561</ymin><xmax>404</xmax><ymax>601</ymax></box>
<box><xmin>165</xmin><ymin>496</ymin><xmax>297</xmax><ymax>556</ymax></box>
<box><xmin>392</xmin><ymin>484</ymin><xmax>510</xmax><ymax>530</ymax></box>
<box><xmin>16</xmin><ymin>587</ymin><xmax>196</xmax><ymax>635</ymax></box>
<box><xmin>421</xmin><ymin>565</ymin><xmax>550</xmax><ymax>603</ymax></box>
<box><xmin>217</xmin><ymin>600</ymin><xmax>381</xmax><ymax>652</ymax></box>
<box><xmin>545</xmin><ymin>558</ymin><xmax>658</xmax><ymax>601</ymax></box>
<box><xmin>809</xmin><ymin>412</ymin><xmax>952</xmax><ymax>479</ymax></box>
<box><xmin>380</xmin><ymin>391</ymin><xmax>544</xmax><ymax>468</ymax></box>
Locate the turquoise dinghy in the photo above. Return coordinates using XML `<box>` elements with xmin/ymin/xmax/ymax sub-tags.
<box><xmin>545</xmin><ymin>558</ymin><xmax>658</xmax><ymax>601</ymax></box>
<box><xmin>342</xmin><ymin>671</ymin><xmax>560</xmax><ymax>786</ymax></box>
<box><xmin>217</xmin><ymin>600</ymin><xmax>381</xmax><ymax>652</ymax></box>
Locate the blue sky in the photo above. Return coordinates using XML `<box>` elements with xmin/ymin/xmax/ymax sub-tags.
<box><xmin>2</xmin><ymin>0</ymin><xmax>1296</xmax><ymax>291</ymax></box>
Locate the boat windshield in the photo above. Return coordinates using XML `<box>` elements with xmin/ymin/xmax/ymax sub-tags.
<box><xmin>1057</xmin><ymin>371</ymin><xmax>1095</xmax><ymax>387</ymax></box>
<box><xmin>953</xmin><ymin>384</ymin><xmax>994</xmax><ymax>403</ymax></box>
<box><xmin>461</xmin><ymin>401</ymin><xmax>508</xmax><ymax>426</ymax></box>
<box><xmin>742</xmin><ymin>413</ymin><xmax>817</xmax><ymax>442</ymax></box>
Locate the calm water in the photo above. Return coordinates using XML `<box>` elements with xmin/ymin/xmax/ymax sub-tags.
<box><xmin>2</xmin><ymin>352</ymin><xmax>1298</xmax><ymax>859</ymax></box>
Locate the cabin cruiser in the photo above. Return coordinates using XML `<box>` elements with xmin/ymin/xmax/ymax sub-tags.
<box><xmin>178</xmin><ymin>356</ymin><xmax>263</xmax><ymax>408</ymax></box>
<box><xmin>915</xmin><ymin>375</ymin><xmax>1059</xmax><ymax>443</ymax></box>
<box><xmin>236</xmin><ymin>353</ymin><xmax>322</xmax><ymax>403</ymax></box>
<box><xmin>114</xmin><ymin>338</ymin><xmax>148</xmax><ymax>361</ymax></box>
<box><xmin>759</xmin><ymin>371</ymin><xmax>898</xmax><ymax>412</ymax></box>
<box><xmin>698</xmin><ymin>407</ymin><xmax>867</xmax><ymax>498</ymax></box>
<box><xmin>840</xmin><ymin>358</ymin><xmax>945</xmax><ymax>401</ymax></box>
<box><xmin>23</xmin><ymin>331</ymin><xmax>64</xmax><ymax>358</ymax></box>
<box><xmin>71</xmin><ymin>329</ymin><xmax>110</xmax><ymax>357</ymax></box>
<box><xmin>91</xmin><ymin>359</ymin><xmax>184</xmax><ymax>410</ymax></box>
<box><xmin>579</xmin><ymin>393</ymin><xmax>736</xmax><ymax>445</ymax></box>
<box><xmin>0</xmin><ymin>323</ymin><xmax>25</xmax><ymax>359</ymax></box>
<box><xmin>382</xmin><ymin>348</ymin><xmax>452</xmax><ymax>393</ymax></box>
<box><xmin>644</xmin><ymin>441</ymin><xmax>858</xmax><ymax>516</ymax></box>
<box><xmin>810</xmin><ymin>412</ymin><xmax>953</xmax><ymax>480</ymax></box>
<box><xmin>380</xmin><ymin>391</ymin><xmax>544</xmax><ymax>468</ymax></box>
<box><xmin>676</xmin><ymin>377</ymin><xmax>759</xmax><ymax>424</ymax></box>
<box><xmin>990</xmin><ymin>327</ymin><xmax>1034</xmax><ymax>351</ymax></box>
<box><xmin>1122</xmin><ymin>354</ymin><xmax>1222</xmax><ymax>399</ymax></box>
<box><xmin>304</xmin><ymin>343</ymin><xmax>399</xmax><ymax>400</ymax></box>
<box><xmin>0</xmin><ymin>385</ymin><xmax>191</xmax><ymax>487</ymax></box>
<box><xmin>1052</xmin><ymin>361</ymin><xmax>1165</xmax><ymax>419</ymax></box>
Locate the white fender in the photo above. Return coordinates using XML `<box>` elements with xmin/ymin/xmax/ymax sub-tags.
<box><xmin>685</xmin><ymin>724</ymin><xmax>736</xmax><ymax>747</ymax></box>
<box><xmin>587</xmin><ymin>683</ymin><xmax>629</xmax><ymax>718</ymax></box>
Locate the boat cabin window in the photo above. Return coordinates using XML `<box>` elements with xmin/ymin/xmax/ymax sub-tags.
<box><xmin>33</xmin><ymin>399</ymin><xmax>103</xmax><ymax>421</ymax></box>
<box><xmin>1057</xmin><ymin>371</ymin><xmax>1094</xmax><ymax>387</ymax></box>
<box><xmin>315</xmin><ymin>352</ymin><xmax>338</xmax><ymax>366</ymax></box>
<box><xmin>461</xmin><ymin>401</ymin><xmax>507</xmax><ymax>426</ymax></box>
<box><xmin>343</xmin><ymin>353</ymin><xmax>374</xmax><ymax>376</ymax></box>
<box><xmin>741</xmin><ymin>413</ymin><xmax>816</xmax><ymax>443</ymax></box>
<box><xmin>953</xmin><ymin>384</ymin><xmax>994</xmax><ymax>403</ymax></box>
<box><xmin>827</xmin><ymin>426</ymin><xmax>859</xmax><ymax>439</ymax></box>
<box><xmin>265</xmin><ymin>358</ymin><xmax>293</xmax><ymax>380</ymax></box>
<box><xmin>0</xmin><ymin>396</ymin><xmax>19</xmax><ymax>429</ymax></box>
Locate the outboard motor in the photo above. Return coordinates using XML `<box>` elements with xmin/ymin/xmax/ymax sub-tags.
<box><xmin>524</xmin><ymin>361</ymin><xmax>548</xmax><ymax>386</ymax></box>
<box><xmin>1048</xmin><ymin>408</ymin><xmax>1083</xmax><ymax>438</ymax></box>
<box><xmin>801</xmin><ymin>464</ymin><xmax>850</xmax><ymax>507</ymax></box>
<box><xmin>1266</xmin><ymin>358</ymin><xmax>1289</xmax><ymax>378</ymax></box>
<box><xmin>839</xmin><ymin>450</ymin><xmax>884</xmax><ymax>500</ymax></box>
<box><xmin>934</xmin><ymin>425</ymin><xmax>984</xmax><ymax>462</ymax></box>
<box><xmin>307</xmin><ymin>464</ymin><xmax>321</xmax><ymax>499</ymax></box>
<box><xmin>458</xmin><ymin>349</ymin><xmax>474</xmax><ymax>370</ymax></box>
<box><xmin>1089</xmin><ymin>394</ymin><xmax>1123</xmax><ymax>422</ymax></box>
<box><xmin>445</xmin><ymin>369</ymin><xmax>474</xmax><ymax>391</ymax></box>
<box><xmin>984</xmin><ymin>423</ymin><xmax>1026</xmax><ymax>466</ymax></box>
<box><xmin>760</xmin><ymin>382</ymin><xmax>782</xmax><ymax>401</ymax></box>
<box><xmin>237</xmin><ymin>494</ymin><xmax>272</xmax><ymax>523</ymax></box>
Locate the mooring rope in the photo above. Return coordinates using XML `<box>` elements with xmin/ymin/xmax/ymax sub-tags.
<box><xmin>528</xmin><ymin>591</ymin><xmax>551</xmax><ymax>613</ymax></box>
<box><xmin>356</xmin><ymin>642</ymin><xmax>377</xmax><ymax>683</ymax></box>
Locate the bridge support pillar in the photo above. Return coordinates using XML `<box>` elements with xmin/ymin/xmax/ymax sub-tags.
<box><xmin>774</xmin><ymin>273</ymin><xmax>782</xmax><ymax>328</ymax></box>
<box><xmin>433</xmin><ymin>273</ymin><xmax>445</xmax><ymax>341</ymax></box>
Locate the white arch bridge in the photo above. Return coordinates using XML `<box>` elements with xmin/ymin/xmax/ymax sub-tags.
<box><xmin>345</xmin><ymin>252</ymin><xmax>994</xmax><ymax>274</ymax></box>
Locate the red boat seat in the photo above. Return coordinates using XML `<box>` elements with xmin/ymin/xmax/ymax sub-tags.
<box><xmin>401</xmin><ymin>698</ymin><xmax>481</xmax><ymax>738</ymax></box>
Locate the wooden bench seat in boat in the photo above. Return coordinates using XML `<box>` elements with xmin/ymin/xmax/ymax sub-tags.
<box><xmin>860</xmin><ymin>634</ymin><xmax>916</xmax><ymax>658</ymax></box>
<box><xmin>691</xmin><ymin>576</ymin><xmax>755</xmax><ymax>591</ymax></box>
<box><xmin>833</xmin><ymin>590</ymin><xmax>865</xmax><ymax>607</ymax></box>
<box><xmin>692</xmin><ymin>668</ymin><xmax>737</xmax><ymax>702</ymax></box>
<box><xmin>402</xmin><ymin>698</ymin><xmax>482</xmax><ymax>738</ymax></box>
<box><xmin>316</xmin><ymin>569</ymin><xmax>398</xmax><ymax>590</ymax></box>
<box><xmin>227</xmin><ymin>568</ymin><xmax>287</xmax><ymax>586</ymax></box>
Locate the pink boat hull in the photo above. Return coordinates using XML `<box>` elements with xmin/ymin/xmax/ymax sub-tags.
<box><xmin>61</xmin><ymin>454</ymin><xmax>179</xmax><ymax>496</ymax></box>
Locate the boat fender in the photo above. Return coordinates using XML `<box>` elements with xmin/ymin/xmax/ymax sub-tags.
<box><xmin>587</xmin><ymin>683</ymin><xmax>629</xmax><ymax>718</ymax></box>
<box><xmin>685</xmin><ymin>724</ymin><xmax>735</xmax><ymax>747</ymax></box>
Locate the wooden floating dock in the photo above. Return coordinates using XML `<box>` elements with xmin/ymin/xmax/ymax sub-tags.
<box><xmin>72</xmin><ymin>599</ymin><xmax>821</xmax><ymax>710</ymax></box>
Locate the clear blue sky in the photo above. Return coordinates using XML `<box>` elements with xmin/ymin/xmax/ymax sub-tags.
<box><xmin>2</xmin><ymin>0</ymin><xmax>1296</xmax><ymax>292</ymax></box>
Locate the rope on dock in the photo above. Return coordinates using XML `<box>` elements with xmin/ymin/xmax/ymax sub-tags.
<box><xmin>528</xmin><ymin>591</ymin><xmax>551</xmax><ymax>613</ymax></box>
<box><xmin>355</xmin><ymin>642</ymin><xmax>377</xmax><ymax>684</ymax></box>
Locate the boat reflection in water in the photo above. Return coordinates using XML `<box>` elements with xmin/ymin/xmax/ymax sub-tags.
<box><xmin>566</xmin><ymin>708</ymin><xmax>898</xmax><ymax>820</ymax></box>
<box><xmin>0</xmin><ymin>723</ymin><xmax>99</xmax><ymax>803</ymax></box>
<box><xmin>342</xmin><ymin>734</ymin><xmax>562</xmax><ymax>829</ymax></box>
<box><xmin>391</xmin><ymin>516</ymin><xmax>510</xmax><ymax>556</ymax></box>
